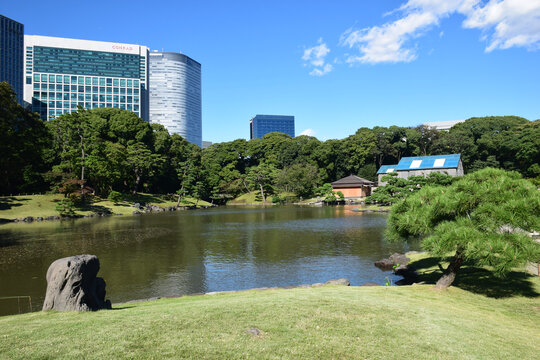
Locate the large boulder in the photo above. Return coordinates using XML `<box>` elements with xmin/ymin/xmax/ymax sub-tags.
<box><xmin>42</xmin><ymin>255</ymin><xmax>111</xmax><ymax>312</ymax></box>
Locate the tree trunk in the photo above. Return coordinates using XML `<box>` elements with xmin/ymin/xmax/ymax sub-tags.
<box><xmin>79</xmin><ymin>133</ymin><xmax>86</xmax><ymax>202</ymax></box>
<box><xmin>435</xmin><ymin>249</ymin><xmax>465</xmax><ymax>290</ymax></box>
<box><xmin>259</xmin><ymin>183</ymin><xmax>265</xmax><ymax>203</ymax></box>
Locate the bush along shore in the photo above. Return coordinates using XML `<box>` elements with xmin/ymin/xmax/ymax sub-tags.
<box><xmin>0</xmin><ymin>193</ymin><xmax>213</xmax><ymax>224</ymax></box>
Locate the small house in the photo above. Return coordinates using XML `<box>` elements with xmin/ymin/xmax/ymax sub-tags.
<box><xmin>331</xmin><ymin>175</ymin><xmax>374</xmax><ymax>199</ymax></box>
<box><xmin>377</xmin><ymin>154</ymin><xmax>464</xmax><ymax>186</ymax></box>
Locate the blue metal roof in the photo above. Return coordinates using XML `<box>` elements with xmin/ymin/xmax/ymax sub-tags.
<box><xmin>395</xmin><ymin>154</ymin><xmax>461</xmax><ymax>171</ymax></box>
<box><xmin>377</xmin><ymin>165</ymin><xmax>398</xmax><ymax>174</ymax></box>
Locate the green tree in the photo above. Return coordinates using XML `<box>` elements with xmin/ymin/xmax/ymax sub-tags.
<box><xmin>0</xmin><ymin>82</ymin><xmax>50</xmax><ymax>194</ymax></box>
<box><xmin>367</xmin><ymin>172</ymin><xmax>454</xmax><ymax>205</ymax></box>
<box><xmin>246</xmin><ymin>162</ymin><xmax>278</xmax><ymax>202</ymax></box>
<box><xmin>275</xmin><ymin>163</ymin><xmax>319</xmax><ymax>198</ymax></box>
<box><xmin>386</xmin><ymin>168</ymin><xmax>540</xmax><ymax>289</ymax></box>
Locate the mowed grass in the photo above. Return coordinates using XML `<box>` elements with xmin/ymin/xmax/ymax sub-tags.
<box><xmin>1</xmin><ymin>282</ymin><xmax>539</xmax><ymax>360</ymax></box>
<box><xmin>0</xmin><ymin>194</ymin><xmax>212</xmax><ymax>221</ymax></box>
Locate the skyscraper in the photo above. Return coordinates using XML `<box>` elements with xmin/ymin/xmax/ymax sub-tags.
<box><xmin>0</xmin><ymin>15</ymin><xmax>24</xmax><ymax>105</ymax></box>
<box><xmin>250</xmin><ymin>114</ymin><xmax>295</xmax><ymax>139</ymax></box>
<box><xmin>149</xmin><ymin>51</ymin><xmax>202</xmax><ymax>147</ymax></box>
<box><xmin>23</xmin><ymin>35</ymin><xmax>149</xmax><ymax>121</ymax></box>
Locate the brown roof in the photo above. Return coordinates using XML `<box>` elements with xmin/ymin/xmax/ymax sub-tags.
<box><xmin>331</xmin><ymin>175</ymin><xmax>374</xmax><ymax>188</ymax></box>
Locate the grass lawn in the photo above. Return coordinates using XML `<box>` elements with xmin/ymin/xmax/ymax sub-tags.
<box><xmin>0</xmin><ymin>193</ymin><xmax>212</xmax><ymax>221</ymax></box>
<box><xmin>0</xmin><ymin>282</ymin><xmax>538</xmax><ymax>359</ymax></box>
<box><xmin>1</xmin><ymin>250</ymin><xmax>540</xmax><ymax>360</ymax></box>
<box><xmin>228</xmin><ymin>191</ymin><xmax>298</xmax><ymax>205</ymax></box>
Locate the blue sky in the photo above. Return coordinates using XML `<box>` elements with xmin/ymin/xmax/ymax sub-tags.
<box><xmin>3</xmin><ymin>0</ymin><xmax>540</xmax><ymax>143</ymax></box>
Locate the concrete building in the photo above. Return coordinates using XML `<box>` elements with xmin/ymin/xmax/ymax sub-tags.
<box><xmin>0</xmin><ymin>15</ymin><xmax>24</xmax><ymax>105</ymax></box>
<box><xmin>23</xmin><ymin>35</ymin><xmax>149</xmax><ymax>121</ymax></box>
<box><xmin>149</xmin><ymin>51</ymin><xmax>202</xmax><ymax>147</ymax></box>
<box><xmin>423</xmin><ymin>119</ymin><xmax>465</xmax><ymax>131</ymax></box>
<box><xmin>331</xmin><ymin>175</ymin><xmax>374</xmax><ymax>199</ymax></box>
<box><xmin>250</xmin><ymin>114</ymin><xmax>295</xmax><ymax>139</ymax></box>
<box><xmin>377</xmin><ymin>154</ymin><xmax>464</xmax><ymax>185</ymax></box>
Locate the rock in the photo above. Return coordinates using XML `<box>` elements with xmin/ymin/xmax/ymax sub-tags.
<box><xmin>134</xmin><ymin>203</ymin><xmax>142</xmax><ymax>210</ymax></box>
<box><xmin>132</xmin><ymin>210</ymin><xmax>142</xmax><ymax>215</ymax></box>
<box><xmin>35</xmin><ymin>217</ymin><xmax>43</xmax><ymax>222</ymax></box>
<box><xmin>374</xmin><ymin>253</ymin><xmax>410</xmax><ymax>270</ymax></box>
<box><xmin>324</xmin><ymin>278</ymin><xmax>350</xmax><ymax>286</ymax></box>
<box><xmin>22</xmin><ymin>216</ymin><xmax>34</xmax><ymax>223</ymax></box>
<box><xmin>245</xmin><ymin>327</ymin><xmax>262</xmax><ymax>336</ymax></box>
<box><xmin>42</xmin><ymin>254</ymin><xmax>111</xmax><ymax>312</ymax></box>
<box><xmin>312</xmin><ymin>283</ymin><xmax>324</xmax><ymax>287</ymax></box>
<box><xmin>362</xmin><ymin>282</ymin><xmax>380</xmax><ymax>286</ymax></box>
<box><xmin>374</xmin><ymin>258</ymin><xmax>395</xmax><ymax>270</ymax></box>
<box><xmin>389</xmin><ymin>253</ymin><xmax>410</xmax><ymax>266</ymax></box>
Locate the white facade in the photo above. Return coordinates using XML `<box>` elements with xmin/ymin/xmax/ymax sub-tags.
<box><xmin>149</xmin><ymin>52</ymin><xmax>202</xmax><ymax>147</ymax></box>
<box><xmin>24</xmin><ymin>35</ymin><xmax>149</xmax><ymax>121</ymax></box>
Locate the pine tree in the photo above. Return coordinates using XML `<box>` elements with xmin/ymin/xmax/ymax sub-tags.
<box><xmin>386</xmin><ymin>168</ymin><xmax>540</xmax><ymax>289</ymax></box>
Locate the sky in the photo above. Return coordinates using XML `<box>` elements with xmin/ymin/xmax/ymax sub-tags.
<box><xmin>2</xmin><ymin>0</ymin><xmax>540</xmax><ymax>143</ymax></box>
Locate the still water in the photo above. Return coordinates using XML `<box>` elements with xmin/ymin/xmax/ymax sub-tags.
<box><xmin>0</xmin><ymin>206</ymin><xmax>415</xmax><ymax>316</ymax></box>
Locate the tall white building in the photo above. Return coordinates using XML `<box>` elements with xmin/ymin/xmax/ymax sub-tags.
<box><xmin>24</xmin><ymin>35</ymin><xmax>149</xmax><ymax>121</ymax></box>
<box><xmin>149</xmin><ymin>51</ymin><xmax>202</xmax><ymax>147</ymax></box>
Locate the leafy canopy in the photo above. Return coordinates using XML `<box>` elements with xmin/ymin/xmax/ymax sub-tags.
<box><xmin>387</xmin><ymin>168</ymin><xmax>540</xmax><ymax>276</ymax></box>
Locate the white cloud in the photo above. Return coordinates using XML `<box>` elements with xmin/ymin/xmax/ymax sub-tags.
<box><xmin>302</xmin><ymin>38</ymin><xmax>333</xmax><ymax>76</ymax></box>
<box><xmin>340</xmin><ymin>0</ymin><xmax>540</xmax><ymax>64</ymax></box>
<box><xmin>299</xmin><ymin>128</ymin><xmax>316</xmax><ymax>137</ymax></box>
<box><xmin>462</xmin><ymin>0</ymin><xmax>540</xmax><ymax>52</ymax></box>
<box><xmin>309</xmin><ymin>64</ymin><xmax>333</xmax><ymax>76</ymax></box>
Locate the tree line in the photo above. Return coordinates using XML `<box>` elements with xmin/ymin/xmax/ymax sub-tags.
<box><xmin>1</xmin><ymin>82</ymin><xmax>539</xmax><ymax>201</ymax></box>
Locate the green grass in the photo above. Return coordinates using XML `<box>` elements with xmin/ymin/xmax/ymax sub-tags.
<box><xmin>0</xmin><ymin>193</ymin><xmax>212</xmax><ymax>221</ymax></box>
<box><xmin>352</xmin><ymin>204</ymin><xmax>392</xmax><ymax>212</ymax></box>
<box><xmin>0</xmin><ymin>281</ymin><xmax>538</xmax><ymax>359</ymax></box>
<box><xmin>228</xmin><ymin>191</ymin><xmax>298</xmax><ymax>205</ymax></box>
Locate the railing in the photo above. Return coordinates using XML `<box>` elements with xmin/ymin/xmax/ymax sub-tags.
<box><xmin>0</xmin><ymin>296</ymin><xmax>33</xmax><ymax>314</ymax></box>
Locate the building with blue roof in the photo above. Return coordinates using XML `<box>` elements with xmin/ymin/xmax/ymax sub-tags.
<box><xmin>377</xmin><ymin>154</ymin><xmax>463</xmax><ymax>185</ymax></box>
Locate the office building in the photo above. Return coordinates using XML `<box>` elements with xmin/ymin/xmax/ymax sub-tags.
<box><xmin>250</xmin><ymin>114</ymin><xmax>295</xmax><ymax>139</ymax></box>
<box><xmin>149</xmin><ymin>51</ymin><xmax>202</xmax><ymax>147</ymax></box>
<box><xmin>23</xmin><ymin>35</ymin><xmax>149</xmax><ymax>121</ymax></box>
<box><xmin>0</xmin><ymin>15</ymin><xmax>24</xmax><ymax>105</ymax></box>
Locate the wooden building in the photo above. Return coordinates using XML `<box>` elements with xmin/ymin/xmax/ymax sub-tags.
<box><xmin>331</xmin><ymin>175</ymin><xmax>374</xmax><ymax>198</ymax></box>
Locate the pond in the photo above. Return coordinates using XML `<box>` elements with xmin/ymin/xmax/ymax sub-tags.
<box><xmin>0</xmin><ymin>205</ymin><xmax>416</xmax><ymax>316</ymax></box>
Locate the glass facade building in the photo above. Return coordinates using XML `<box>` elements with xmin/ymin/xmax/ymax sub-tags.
<box><xmin>0</xmin><ymin>15</ymin><xmax>24</xmax><ymax>105</ymax></box>
<box><xmin>149</xmin><ymin>52</ymin><xmax>202</xmax><ymax>147</ymax></box>
<box><xmin>23</xmin><ymin>35</ymin><xmax>149</xmax><ymax>121</ymax></box>
<box><xmin>250</xmin><ymin>114</ymin><xmax>295</xmax><ymax>139</ymax></box>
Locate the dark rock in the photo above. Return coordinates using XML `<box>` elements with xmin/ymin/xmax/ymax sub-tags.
<box><xmin>42</xmin><ymin>254</ymin><xmax>111</xmax><ymax>312</ymax></box>
<box><xmin>374</xmin><ymin>258</ymin><xmax>395</xmax><ymax>270</ymax></box>
<box><xmin>132</xmin><ymin>210</ymin><xmax>142</xmax><ymax>215</ymax></box>
<box><xmin>35</xmin><ymin>217</ymin><xmax>43</xmax><ymax>222</ymax></box>
<box><xmin>245</xmin><ymin>327</ymin><xmax>262</xmax><ymax>336</ymax></box>
<box><xmin>389</xmin><ymin>253</ymin><xmax>410</xmax><ymax>266</ymax></box>
<box><xmin>362</xmin><ymin>282</ymin><xmax>380</xmax><ymax>286</ymax></box>
<box><xmin>375</xmin><ymin>253</ymin><xmax>410</xmax><ymax>270</ymax></box>
<box><xmin>324</xmin><ymin>278</ymin><xmax>350</xmax><ymax>286</ymax></box>
<box><xmin>22</xmin><ymin>216</ymin><xmax>34</xmax><ymax>223</ymax></box>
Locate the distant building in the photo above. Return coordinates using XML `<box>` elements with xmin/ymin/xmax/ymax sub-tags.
<box><xmin>377</xmin><ymin>154</ymin><xmax>464</xmax><ymax>185</ymax></box>
<box><xmin>149</xmin><ymin>51</ymin><xmax>202</xmax><ymax>147</ymax></box>
<box><xmin>202</xmin><ymin>141</ymin><xmax>212</xmax><ymax>149</ymax></box>
<box><xmin>250</xmin><ymin>114</ymin><xmax>295</xmax><ymax>139</ymax></box>
<box><xmin>23</xmin><ymin>35</ymin><xmax>149</xmax><ymax>121</ymax></box>
<box><xmin>331</xmin><ymin>175</ymin><xmax>374</xmax><ymax>199</ymax></box>
<box><xmin>423</xmin><ymin>120</ymin><xmax>465</xmax><ymax>131</ymax></box>
<box><xmin>0</xmin><ymin>15</ymin><xmax>24</xmax><ymax>105</ymax></box>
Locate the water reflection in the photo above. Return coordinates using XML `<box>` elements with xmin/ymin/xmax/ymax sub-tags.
<box><xmin>0</xmin><ymin>206</ymin><xmax>416</xmax><ymax>316</ymax></box>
